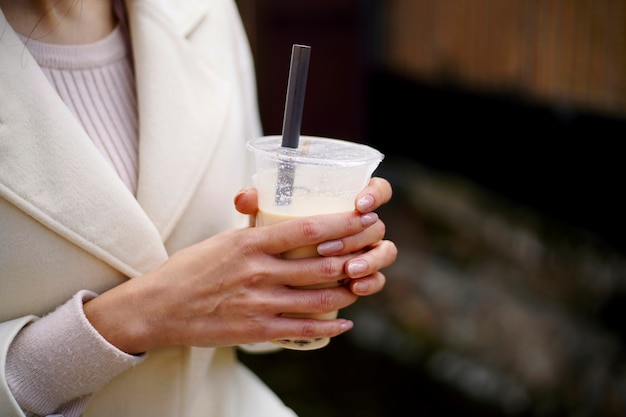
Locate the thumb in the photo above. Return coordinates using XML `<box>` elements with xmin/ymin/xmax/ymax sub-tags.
<box><xmin>234</xmin><ymin>187</ymin><xmax>258</xmax><ymax>215</ymax></box>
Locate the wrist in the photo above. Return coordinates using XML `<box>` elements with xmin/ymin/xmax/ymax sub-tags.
<box><xmin>83</xmin><ymin>283</ymin><xmax>152</xmax><ymax>355</ymax></box>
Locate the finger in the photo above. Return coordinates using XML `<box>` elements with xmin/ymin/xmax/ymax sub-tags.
<box><xmin>344</xmin><ymin>240</ymin><xmax>397</xmax><ymax>279</ymax></box>
<box><xmin>259</xmin><ymin>251</ymin><xmax>354</xmax><ymax>288</ymax></box>
<box><xmin>316</xmin><ymin>219</ymin><xmax>386</xmax><ymax>256</ymax></box>
<box><xmin>355</xmin><ymin>177</ymin><xmax>393</xmax><ymax>213</ymax></box>
<box><xmin>234</xmin><ymin>187</ymin><xmax>258</xmax><ymax>215</ymax></box>
<box><xmin>255</xmin><ymin>211</ymin><xmax>379</xmax><ymax>255</ymax></box>
<box><xmin>347</xmin><ymin>271</ymin><xmax>387</xmax><ymax>296</ymax></box>
<box><xmin>266</xmin><ymin>316</ymin><xmax>354</xmax><ymax>342</ymax></box>
<box><xmin>271</xmin><ymin>284</ymin><xmax>358</xmax><ymax>316</ymax></box>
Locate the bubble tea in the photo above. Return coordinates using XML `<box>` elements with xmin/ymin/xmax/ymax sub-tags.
<box><xmin>247</xmin><ymin>135</ymin><xmax>383</xmax><ymax>350</ymax></box>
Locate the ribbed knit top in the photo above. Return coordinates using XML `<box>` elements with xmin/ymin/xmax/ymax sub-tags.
<box><xmin>18</xmin><ymin>26</ymin><xmax>139</xmax><ymax>195</ymax></box>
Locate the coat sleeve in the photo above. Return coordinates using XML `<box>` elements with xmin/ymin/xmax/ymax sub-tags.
<box><xmin>0</xmin><ymin>316</ymin><xmax>37</xmax><ymax>417</ymax></box>
<box><xmin>1</xmin><ymin>291</ymin><xmax>145</xmax><ymax>417</ymax></box>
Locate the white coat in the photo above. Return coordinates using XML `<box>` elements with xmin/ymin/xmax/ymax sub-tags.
<box><xmin>0</xmin><ymin>0</ymin><xmax>296</xmax><ymax>415</ymax></box>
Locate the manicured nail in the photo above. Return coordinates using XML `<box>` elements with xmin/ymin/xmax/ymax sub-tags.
<box><xmin>352</xmin><ymin>280</ymin><xmax>368</xmax><ymax>294</ymax></box>
<box><xmin>347</xmin><ymin>259</ymin><xmax>368</xmax><ymax>276</ymax></box>
<box><xmin>340</xmin><ymin>320</ymin><xmax>354</xmax><ymax>332</ymax></box>
<box><xmin>360</xmin><ymin>212</ymin><xmax>378</xmax><ymax>227</ymax></box>
<box><xmin>357</xmin><ymin>195</ymin><xmax>374</xmax><ymax>212</ymax></box>
<box><xmin>317</xmin><ymin>240</ymin><xmax>344</xmax><ymax>255</ymax></box>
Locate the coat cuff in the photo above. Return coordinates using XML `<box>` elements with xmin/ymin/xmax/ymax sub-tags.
<box><xmin>0</xmin><ymin>315</ymin><xmax>38</xmax><ymax>417</ymax></box>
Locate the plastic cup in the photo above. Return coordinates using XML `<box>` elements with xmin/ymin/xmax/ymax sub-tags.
<box><xmin>247</xmin><ymin>135</ymin><xmax>384</xmax><ymax>350</ymax></box>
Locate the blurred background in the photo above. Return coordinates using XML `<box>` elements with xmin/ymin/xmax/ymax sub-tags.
<box><xmin>234</xmin><ymin>1</ymin><xmax>626</xmax><ymax>416</ymax></box>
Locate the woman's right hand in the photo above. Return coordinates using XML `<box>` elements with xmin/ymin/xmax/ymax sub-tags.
<box><xmin>83</xmin><ymin>210</ymin><xmax>380</xmax><ymax>355</ymax></box>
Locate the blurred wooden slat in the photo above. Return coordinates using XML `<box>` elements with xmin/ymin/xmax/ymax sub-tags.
<box><xmin>384</xmin><ymin>0</ymin><xmax>626</xmax><ymax>118</ymax></box>
<box><xmin>237</xmin><ymin>0</ymin><xmax>626</xmax><ymax>118</ymax></box>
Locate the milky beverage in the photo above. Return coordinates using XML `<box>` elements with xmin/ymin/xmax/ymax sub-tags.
<box><xmin>248</xmin><ymin>135</ymin><xmax>383</xmax><ymax>351</ymax></box>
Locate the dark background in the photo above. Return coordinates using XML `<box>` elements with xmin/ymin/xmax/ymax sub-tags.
<box><xmin>235</xmin><ymin>1</ymin><xmax>626</xmax><ymax>416</ymax></box>
<box><xmin>367</xmin><ymin>74</ymin><xmax>626</xmax><ymax>253</ymax></box>
<box><xmin>237</xmin><ymin>0</ymin><xmax>626</xmax><ymax>253</ymax></box>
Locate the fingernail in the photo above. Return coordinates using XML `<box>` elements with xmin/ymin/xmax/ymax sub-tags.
<box><xmin>360</xmin><ymin>212</ymin><xmax>378</xmax><ymax>227</ymax></box>
<box><xmin>340</xmin><ymin>320</ymin><xmax>354</xmax><ymax>332</ymax></box>
<box><xmin>317</xmin><ymin>240</ymin><xmax>344</xmax><ymax>255</ymax></box>
<box><xmin>347</xmin><ymin>259</ymin><xmax>368</xmax><ymax>276</ymax></box>
<box><xmin>357</xmin><ymin>195</ymin><xmax>374</xmax><ymax>212</ymax></box>
<box><xmin>352</xmin><ymin>280</ymin><xmax>368</xmax><ymax>294</ymax></box>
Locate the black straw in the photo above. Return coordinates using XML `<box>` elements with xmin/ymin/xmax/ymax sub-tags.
<box><xmin>275</xmin><ymin>44</ymin><xmax>311</xmax><ymax>205</ymax></box>
<box><xmin>281</xmin><ymin>44</ymin><xmax>311</xmax><ymax>148</ymax></box>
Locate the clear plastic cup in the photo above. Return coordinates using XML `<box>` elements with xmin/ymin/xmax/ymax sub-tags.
<box><xmin>247</xmin><ymin>135</ymin><xmax>384</xmax><ymax>350</ymax></box>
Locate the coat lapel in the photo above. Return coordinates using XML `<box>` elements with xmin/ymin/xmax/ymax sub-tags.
<box><xmin>0</xmin><ymin>1</ymin><xmax>230</xmax><ymax>276</ymax></box>
<box><xmin>128</xmin><ymin>0</ymin><xmax>232</xmax><ymax>241</ymax></box>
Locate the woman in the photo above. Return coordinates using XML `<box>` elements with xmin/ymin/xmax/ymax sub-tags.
<box><xmin>0</xmin><ymin>0</ymin><xmax>397</xmax><ymax>416</ymax></box>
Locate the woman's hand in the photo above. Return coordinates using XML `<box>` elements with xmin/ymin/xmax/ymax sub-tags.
<box><xmin>83</xmin><ymin>210</ymin><xmax>383</xmax><ymax>354</ymax></box>
<box><xmin>234</xmin><ymin>176</ymin><xmax>397</xmax><ymax>297</ymax></box>
<box><xmin>84</xmin><ymin>177</ymin><xmax>397</xmax><ymax>355</ymax></box>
